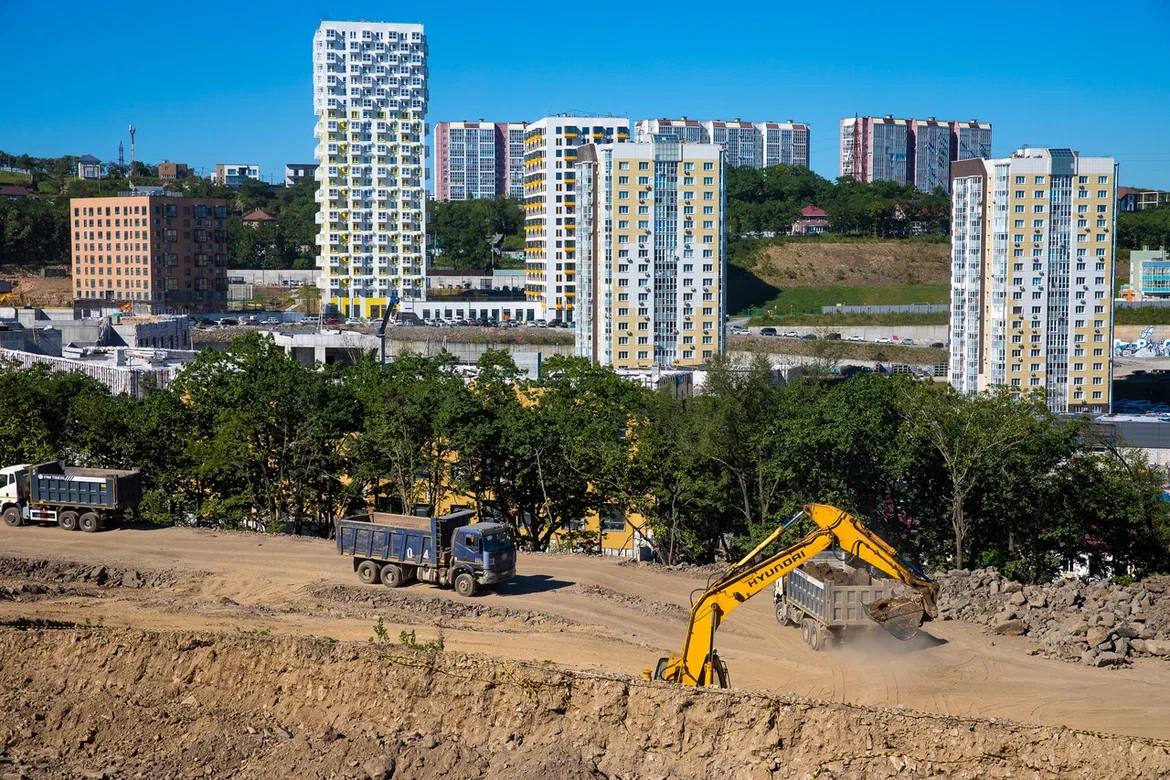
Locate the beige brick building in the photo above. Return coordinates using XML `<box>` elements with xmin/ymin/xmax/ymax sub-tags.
<box><xmin>575</xmin><ymin>137</ymin><xmax>726</xmax><ymax>369</ymax></box>
<box><xmin>950</xmin><ymin>147</ymin><xmax>1117</xmax><ymax>414</ymax></box>
<box><xmin>70</xmin><ymin>193</ymin><xmax>228</xmax><ymax>314</ymax></box>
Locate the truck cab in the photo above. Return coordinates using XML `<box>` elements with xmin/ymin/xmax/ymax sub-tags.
<box><xmin>0</xmin><ymin>464</ymin><xmax>29</xmax><ymax>506</ymax></box>
<box><xmin>452</xmin><ymin>522</ymin><xmax>516</xmax><ymax>586</ymax></box>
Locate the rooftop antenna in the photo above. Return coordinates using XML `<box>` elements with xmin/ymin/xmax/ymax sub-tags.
<box><xmin>127</xmin><ymin>124</ymin><xmax>137</xmax><ymax>191</ymax></box>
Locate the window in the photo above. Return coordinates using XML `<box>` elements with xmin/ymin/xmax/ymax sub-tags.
<box><xmin>599</xmin><ymin>506</ymin><xmax>626</xmax><ymax>532</ymax></box>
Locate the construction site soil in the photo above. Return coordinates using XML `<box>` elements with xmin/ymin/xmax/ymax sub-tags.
<box><xmin>1</xmin><ymin>524</ymin><xmax>1169</xmax><ymax>778</ymax></box>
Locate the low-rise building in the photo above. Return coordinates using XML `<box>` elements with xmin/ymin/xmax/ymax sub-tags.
<box><xmin>157</xmin><ymin>161</ymin><xmax>191</xmax><ymax>181</ymax></box>
<box><xmin>212</xmin><ymin>163</ymin><xmax>261</xmax><ymax>187</ymax></box>
<box><xmin>1130</xmin><ymin>248</ymin><xmax>1170</xmax><ymax>299</ymax></box>
<box><xmin>1118</xmin><ymin>186</ymin><xmax>1170</xmax><ymax>212</ymax></box>
<box><xmin>242</xmin><ymin>208</ymin><xmax>276</xmax><ymax>228</ymax></box>
<box><xmin>791</xmin><ymin>205</ymin><xmax>830</xmax><ymax>235</ymax></box>
<box><xmin>284</xmin><ymin>163</ymin><xmax>318</xmax><ymax>187</ymax></box>
<box><xmin>76</xmin><ymin>155</ymin><xmax>104</xmax><ymax>180</ymax></box>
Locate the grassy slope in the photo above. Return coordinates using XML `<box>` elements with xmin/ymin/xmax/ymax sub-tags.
<box><xmin>728</xmin><ymin>239</ymin><xmax>951</xmax><ymax>322</ymax></box>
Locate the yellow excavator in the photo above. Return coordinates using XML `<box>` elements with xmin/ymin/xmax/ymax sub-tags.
<box><xmin>646</xmin><ymin>503</ymin><xmax>939</xmax><ymax>687</ymax></box>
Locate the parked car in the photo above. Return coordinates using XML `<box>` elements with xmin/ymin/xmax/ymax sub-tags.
<box><xmin>902</xmin><ymin>338</ymin><xmax>915</xmax><ymax>346</ymax></box>
<box><xmin>844</xmin><ymin>335</ymin><xmax>864</xmax><ymax>342</ymax></box>
<box><xmin>825</xmin><ymin>332</ymin><xmax>841</xmax><ymax>341</ymax></box>
<box><xmin>782</xmin><ymin>331</ymin><xmax>799</xmax><ymax>338</ymax></box>
<box><xmin>874</xmin><ymin>336</ymin><xmax>892</xmax><ymax>344</ymax></box>
<box><xmin>800</xmin><ymin>333</ymin><xmax>818</xmax><ymax>341</ymax></box>
<box><xmin>930</xmin><ymin>341</ymin><xmax>945</xmax><ymax>349</ymax></box>
<box><xmin>729</xmin><ymin>325</ymin><xmax>749</xmax><ymax>335</ymax></box>
<box><xmin>760</xmin><ymin>327</ymin><xmax>778</xmax><ymax>337</ymax></box>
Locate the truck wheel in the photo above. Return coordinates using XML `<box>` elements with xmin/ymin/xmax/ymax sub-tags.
<box><xmin>58</xmin><ymin>510</ymin><xmax>79</xmax><ymax>531</ymax></box>
<box><xmin>356</xmin><ymin>560</ymin><xmax>380</xmax><ymax>585</ymax></box>
<box><xmin>380</xmin><ymin>564</ymin><xmax>403</xmax><ymax>588</ymax></box>
<box><xmin>2</xmin><ymin>507</ymin><xmax>22</xmax><ymax>527</ymax></box>
<box><xmin>454</xmin><ymin>572</ymin><xmax>477</xmax><ymax>598</ymax></box>
<box><xmin>809</xmin><ymin>622</ymin><xmax>825</xmax><ymax>652</ymax></box>
<box><xmin>79</xmin><ymin>512</ymin><xmax>100</xmax><ymax>533</ymax></box>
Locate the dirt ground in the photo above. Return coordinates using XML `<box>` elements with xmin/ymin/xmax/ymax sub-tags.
<box><xmin>0</xmin><ymin>270</ymin><xmax>72</xmax><ymax>308</ymax></box>
<box><xmin>753</xmin><ymin>241</ymin><xmax>950</xmax><ymax>287</ymax></box>
<box><xmin>2</xmin><ymin>521</ymin><xmax>1170</xmax><ymax>776</ymax></box>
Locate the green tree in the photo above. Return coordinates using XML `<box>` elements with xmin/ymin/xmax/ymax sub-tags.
<box><xmin>172</xmin><ymin>333</ymin><xmax>357</xmax><ymax>532</ymax></box>
<box><xmin>346</xmin><ymin>352</ymin><xmax>468</xmax><ymax>515</ymax></box>
<box><xmin>899</xmin><ymin>385</ymin><xmax>1053</xmax><ymax>568</ymax></box>
<box><xmin>427</xmin><ymin>198</ymin><xmax>524</xmax><ymax>269</ymax></box>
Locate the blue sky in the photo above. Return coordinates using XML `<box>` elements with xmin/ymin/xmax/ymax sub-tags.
<box><xmin>3</xmin><ymin>0</ymin><xmax>1169</xmax><ymax>188</ymax></box>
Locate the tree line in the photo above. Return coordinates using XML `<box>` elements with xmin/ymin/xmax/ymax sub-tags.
<box><xmin>2</xmin><ymin>335</ymin><xmax>1167</xmax><ymax>582</ymax></box>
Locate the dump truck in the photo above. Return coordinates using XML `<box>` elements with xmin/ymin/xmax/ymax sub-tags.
<box><xmin>335</xmin><ymin>508</ymin><xmax>515</xmax><ymax>597</ymax></box>
<box><xmin>774</xmin><ymin>551</ymin><xmax>911</xmax><ymax>650</ymax></box>
<box><xmin>0</xmin><ymin>462</ymin><xmax>143</xmax><ymax>532</ymax></box>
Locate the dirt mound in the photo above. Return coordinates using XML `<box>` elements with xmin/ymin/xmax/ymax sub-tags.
<box><xmin>569</xmin><ymin>583</ymin><xmax>690</xmax><ymax>621</ymax></box>
<box><xmin>304</xmin><ymin>582</ymin><xmax>575</xmax><ymax>628</ymax></box>
<box><xmin>0</xmin><ymin>556</ymin><xmax>186</xmax><ymax>590</ymax></box>
<box><xmin>0</xmin><ymin>626</ymin><xmax>1167</xmax><ymax>779</ymax></box>
<box><xmin>618</xmin><ymin>557</ymin><xmax>726</xmax><ymax>581</ymax></box>
<box><xmin>935</xmin><ymin>569</ymin><xmax>1170</xmax><ymax>665</ymax></box>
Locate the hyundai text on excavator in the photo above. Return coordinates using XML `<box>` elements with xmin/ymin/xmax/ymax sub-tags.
<box><xmin>646</xmin><ymin>503</ymin><xmax>939</xmax><ymax>687</ymax></box>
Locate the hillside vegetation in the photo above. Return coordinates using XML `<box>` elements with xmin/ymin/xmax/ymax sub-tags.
<box><xmin>728</xmin><ymin>237</ymin><xmax>951</xmax><ymax>318</ymax></box>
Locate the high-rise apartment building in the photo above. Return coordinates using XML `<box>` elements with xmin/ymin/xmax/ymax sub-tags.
<box><xmin>496</xmin><ymin>122</ymin><xmax>526</xmax><ymax>200</ymax></box>
<box><xmin>635</xmin><ymin>118</ymin><xmax>708</xmax><ymax>144</ymax></box>
<box><xmin>434</xmin><ymin>121</ymin><xmax>497</xmax><ymax>201</ymax></box>
<box><xmin>950</xmin><ymin>147</ymin><xmax>1116</xmax><ymax>414</ymax></box>
<box><xmin>313</xmin><ymin>20</ymin><xmax>428</xmax><ymax>319</ymax></box>
<box><xmin>70</xmin><ymin>193</ymin><xmax>228</xmax><ymax>314</ymax></box>
<box><xmin>842</xmin><ymin>115</ymin><xmax>992</xmax><ymax>192</ymax></box>
<box><xmin>757</xmin><ymin>121</ymin><xmax>810</xmax><ymax>168</ymax></box>
<box><xmin>575</xmin><ymin>137</ymin><xmax>726</xmax><ymax>369</ymax></box>
<box><xmin>635</xmin><ymin>119</ymin><xmax>810</xmax><ymax>169</ymax></box>
<box><xmin>703</xmin><ymin>121</ymin><xmax>760</xmax><ymax>169</ymax></box>
<box><xmin>841</xmin><ymin>116</ymin><xmax>911</xmax><ymax>186</ymax></box>
<box><xmin>433</xmin><ymin>121</ymin><xmax>527</xmax><ymax>201</ymax></box>
<box><xmin>523</xmin><ymin>116</ymin><xmax>629</xmax><ymax>321</ymax></box>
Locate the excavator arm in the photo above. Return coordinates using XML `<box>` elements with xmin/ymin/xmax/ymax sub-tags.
<box><xmin>646</xmin><ymin>503</ymin><xmax>939</xmax><ymax>687</ymax></box>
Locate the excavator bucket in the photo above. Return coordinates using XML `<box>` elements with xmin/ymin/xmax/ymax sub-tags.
<box><xmin>865</xmin><ymin>595</ymin><xmax>928</xmax><ymax>640</ymax></box>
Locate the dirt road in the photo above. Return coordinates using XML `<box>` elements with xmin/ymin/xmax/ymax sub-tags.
<box><xmin>3</xmin><ymin>523</ymin><xmax>1169</xmax><ymax>741</ymax></box>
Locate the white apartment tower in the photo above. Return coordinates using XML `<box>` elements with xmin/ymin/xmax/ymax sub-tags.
<box><xmin>634</xmin><ymin>118</ymin><xmax>708</xmax><ymax>144</ymax></box>
<box><xmin>313</xmin><ymin>20</ymin><xmax>428</xmax><ymax>319</ymax></box>
<box><xmin>756</xmin><ymin>122</ymin><xmax>810</xmax><ymax>168</ymax></box>
<box><xmin>575</xmin><ymin>138</ymin><xmax>726</xmax><ymax>369</ymax></box>
<box><xmin>950</xmin><ymin>147</ymin><xmax>1116</xmax><ymax>414</ymax></box>
<box><xmin>523</xmin><ymin>116</ymin><xmax>629</xmax><ymax>321</ymax></box>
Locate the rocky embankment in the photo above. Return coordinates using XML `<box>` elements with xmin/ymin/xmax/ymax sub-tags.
<box><xmin>1</xmin><ymin>626</ymin><xmax>1169</xmax><ymax>778</ymax></box>
<box><xmin>935</xmin><ymin>569</ymin><xmax>1170</xmax><ymax>666</ymax></box>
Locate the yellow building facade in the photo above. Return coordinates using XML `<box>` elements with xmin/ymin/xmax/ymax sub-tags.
<box><xmin>575</xmin><ymin>138</ymin><xmax>726</xmax><ymax>369</ymax></box>
<box><xmin>950</xmin><ymin>147</ymin><xmax>1116</xmax><ymax>414</ymax></box>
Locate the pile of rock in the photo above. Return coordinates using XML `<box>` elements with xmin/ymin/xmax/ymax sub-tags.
<box><xmin>933</xmin><ymin>568</ymin><xmax>1170</xmax><ymax>667</ymax></box>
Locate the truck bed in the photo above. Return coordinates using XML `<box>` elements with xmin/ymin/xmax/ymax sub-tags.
<box><xmin>782</xmin><ymin>555</ymin><xmax>900</xmax><ymax>628</ymax></box>
<box><xmin>27</xmin><ymin>462</ymin><xmax>142</xmax><ymax>510</ymax></box>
